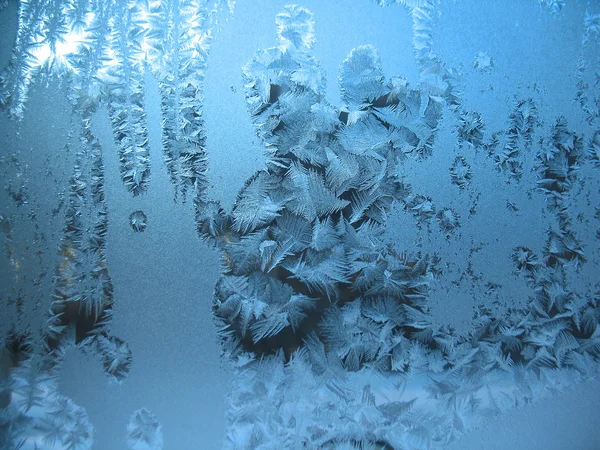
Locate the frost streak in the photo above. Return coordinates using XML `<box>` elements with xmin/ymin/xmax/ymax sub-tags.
<box><xmin>0</xmin><ymin>0</ymin><xmax>229</xmax><ymax>197</ymax></box>
<box><xmin>143</xmin><ymin>0</ymin><xmax>220</xmax><ymax>201</ymax></box>
<box><xmin>105</xmin><ymin>2</ymin><xmax>151</xmax><ymax>196</ymax></box>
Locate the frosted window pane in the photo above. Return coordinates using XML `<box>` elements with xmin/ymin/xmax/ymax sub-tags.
<box><xmin>1</xmin><ymin>0</ymin><xmax>599</xmax><ymax>449</ymax></box>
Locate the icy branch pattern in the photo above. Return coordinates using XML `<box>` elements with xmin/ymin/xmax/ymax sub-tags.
<box><xmin>142</xmin><ymin>0</ymin><xmax>219</xmax><ymax>201</ymax></box>
<box><xmin>0</xmin><ymin>114</ymin><xmax>133</xmax><ymax>446</ymax></box>
<box><xmin>539</xmin><ymin>0</ymin><xmax>566</xmax><ymax>13</ymax></box>
<box><xmin>0</xmin><ymin>0</ymin><xmax>227</xmax><ymax>197</ymax></box>
<box><xmin>104</xmin><ymin>2</ymin><xmax>151</xmax><ymax>196</ymax></box>
<box><xmin>0</xmin><ymin>340</ymin><xmax>94</xmax><ymax>449</ymax></box>
<box><xmin>54</xmin><ymin>114</ymin><xmax>112</xmax><ymax>322</ymax></box>
<box><xmin>576</xmin><ymin>6</ymin><xmax>600</xmax><ymax>126</ymax></box>
<box><xmin>127</xmin><ymin>408</ymin><xmax>163</xmax><ymax>450</ymax></box>
<box><xmin>494</xmin><ymin>99</ymin><xmax>538</xmax><ymax>180</ymax></box>
<box><xmin>215</xmin><ymin>6</ymin><xmax>600</xmax><ymax>448</ymax></box>
<box><xmin>196</xmin><ymin>6</ymin><xmax>443</xmax><ymax>363</ymax></box>
<box><xmin>1</xmin><ymin>1</ymin><xmax>599</xmax><ymax>449</ymax></box>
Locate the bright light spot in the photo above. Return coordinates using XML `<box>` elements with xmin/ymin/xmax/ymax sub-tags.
<box><xmin>104</xmin><ymin>48</ymin><xmax>119</xmax><ymax>67</ymax></box>
<box><xmin>27</xmin><ymin>18</ymin><xmax>93</xmax><ymax>71</ymax></box>
<box><xmin>136</xmin><ymin>8</ymin><xmax>150</xmax><ymax>24</ymax></box>
<box><xmin>140</xmin><ymin>39</ymin><xmax>153</xmax><ymax>60</ymax></box>
<box><xmin>55</xmin><ymin>30</ymin><xmax>87</xmax><ymax>59</ymax></box>
<box><xmin>30</xmin><ymin>42</ymin><xmax>52</xmax><ymax>66</ymax></box>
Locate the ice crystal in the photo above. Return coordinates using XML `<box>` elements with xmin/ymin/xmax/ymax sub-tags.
<box><xmin>539</xmin><ymin>0</ymin><xmax>566</xmax><ymax>14</ymax></box>
<box><xmin>127</xmin><ymin>408</ymin><xmax>163</xmax><ymax>450</ymax></box>
<box><xmin>437</xmin><ymin>208</ymin><xmax>460</xmax><ymax>235</ymax></box>
<box><xmin>458</xmin><ymin>111</ymin><xmax>485</xmax><ymax>148</ymax></box>
<box><xmin>587</xmin><ymin>130</ymin><xmax>600</xmax><ymax>166</ymax></box>
<box><xmin>576</xmin><ymin>5</ymin><xmax>600</xmax><ymax>125</ymax></box>
<box><xmin>216</xmin><ymin>5</ymin><xmax>600</xmax><ymax>448</ymax></box>
<box><xmin>54</xmin><ymin>114</ymin><xmax>112</xmax><ymax>322</ymax></box>
<box><xmin>199</xmin><ymin>3</ymin><xmax>442</xmax><ymax>361</ymax></box>
<box><xmin>512</xmin><ymin>246</ymin><xmax>539</xmax><ymax>273</ymax></box>
<box><xmin>276</xmin><ymin>5</ymin><xmax>316</xmax><ymax>53</ymax></box>
<box><xmin>536</xmin><ymin>117</ymin><xmax>584</xmax><ymax>208</ymax></box>
<box><xmin>83</xmin><ymin>335</ymin><xmax>133</xmax><ymax>383</ymax></box>
<box><xmin>473</xmin><ymin>52</ymin><xmax>494</xmax><ymax>72</ymax></box>
<box><xmin>494</xmin><ymin>98</ymin><xmax>538</xmax><ymax>179</ymax></box>
<box><xmin>0</xmin><ymin>0</ymin><xmax>228</xmax><ymax>198</ymax></box>
<box><xmin>405</xmin><ymin>194</ymin><xmax>436</xmax><ymax>222</ymax></box>
<box><xmin>585</xmin><ymin>12</ymin><xmax>600</xmax><ymax>37</ymax></box>
<box><xmin>450</xmin><ymin>155</ymin><xmax>472</xmax><ymax>188</ymax></box>
<box><xmin>0</xmin><ymin>351</ymin><xmax>94</xmax><ymax>450</ymax></box>
<box><xmin>2</xmin><ymin>1</ymin><xmax>600</xmax><ymax>448</ymax></box>
<box><xmin>130</xmin><ymin>210</ymin><xmax>148</xmax><ymax>233</ymax></box>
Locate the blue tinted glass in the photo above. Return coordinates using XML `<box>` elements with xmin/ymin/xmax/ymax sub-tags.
<box><xmin>1</xmin><ymin>1</ymin><xmax>599</xmax><ymax>449</ymax></box>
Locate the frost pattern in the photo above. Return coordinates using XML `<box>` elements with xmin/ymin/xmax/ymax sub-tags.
<box><xmin>144</xmin><ymin>0</ymin><xmax>218</xmax><ymax>202</ymax></box>
<box><xmin>130</xmin><ymin>210</ymin><xmax>148</xmax><ymax>232</ymax></box>
<box><xmin>213</xmin><ymin>6</ymin><xmax>600</xmax><ymax>449</ymax></box>
<box><xmin>197</xmin><ymin>6</ymin><xmax>442</xmax><ymax>363</ymax></box>
<box><xmin>576</xmin><ymin>5</ymin><xmax>600</xmax><ymax>126</ymax></box>
<box><xmin>539</xmin><ymin>0</ymin><xmax>566</xmax><ymax>13</ymax></box>
<box><xmin>127</xmin><ymin>408</ymin><xmax>163</xmax><ymax>450</ymax></box>
<box><xmin>1</xmin><ymin>1</ymin><xmax>230</xmax><ymax>446</ymax></box>
<box><xmin>0</xmin><ymin>0</ymin><xmax>229</xmax><ymax>440</ymax></box>
<box><xmin>50</xmin><ymin>112</ymin><xmax>132</xmax><ymax>384</ymax></box>
<box><xmin>54</xmin><ymin>114</ymin><xmax>113</xmax><ymax>328</ymax></box>
<box><xmin>493</xmin><ymin>98</ymin><xmax>538</xmax><ymax>180</ymax></box>
<box><xmin>0</xmin><ymin>0</ymin><xmax>227</xmax><ymax>198</ymax></box>
<box><xmin>0</xmin><ymin>347</ymin><xmax>94</xmax><ymax>450</ymax></box>
<box><xmin>458</xmin><ymin>111</ymin><xmax>485</xmax><ymax>149</ymax></box>
<box><xmin>0</xmin><ymin>111</ymin><xmax>131</xmax><ymax>445</ymax></box>
<box><xmin>1</xmin><ymin>1</ymin><xmax>600</xmax><ymax>448</ymax></box>
<box><xmin>105</xmin><ymin>2</ymin><xmax>151</xmax><ymax>196</ymax></box>
<box><xmin>450</xmin><ymin>155</ymin><xmax>472</xmax><ymax>188</ymax></box>
<box><xmin>473</xmin><ymin>51</ymin><xmax>493</xmax><ymax>72</ymax></box>
<box><xmin>374</xmin><ymin>0</ymin><xmax>462</xmax><ymax>111</ymax></box>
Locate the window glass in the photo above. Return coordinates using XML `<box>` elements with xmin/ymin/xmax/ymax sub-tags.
<box><xmin>1</xmin><ymin>0</ymin><xmax>599</xmax><ymax>448</ymax></box>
